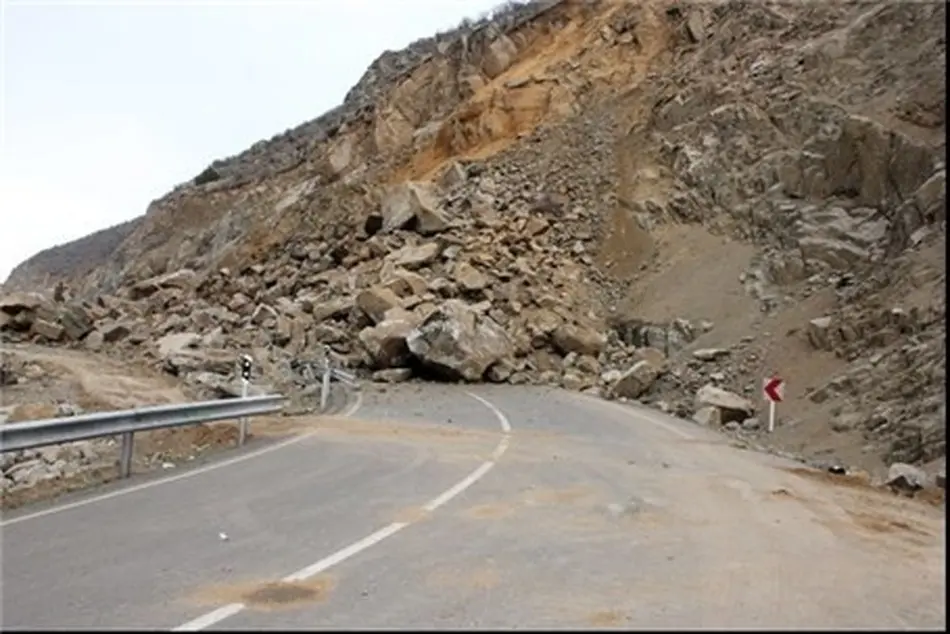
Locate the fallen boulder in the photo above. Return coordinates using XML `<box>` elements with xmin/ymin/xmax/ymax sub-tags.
<box><xmin>406</xmin><ymin>300</ymin><xmax>512</xmax><ymax>382</ymax></box>
<box><xmin>129</xmin><ymin>268</ymin><xmax>199</xmax><ymax>301</ymax></box>
<box><xmin>611</xmin><ymin>360</ymin><xmax>660</xmax><ymax>399</ymax></box>
<box><xmin>356</xmin><ymin>286</ymin><xmax>403</xmax><ymax>324</ymax></box>
<box><xmin>552</xmin><ymin>323</ymin><xmax>606</xmax><ymax>357</ymax></box>
<box><xmin>58</xmin><ymin>303</ymin><xmax>94</xmax><ymax>340</ymax></box>
<box><xmin>0</xmin><ymin>292</ymin><xmax>50</xmax><ymax>332</ymax></box>
<box><xmin>885</xmin><ymin>462</ymin><xmax>927</xmax><ymax>494</ymax></box>
<box><xmin>31</xmin><ymin>319</ymin><xmax>64</xmax><ymax>341</ymax></box>
<box><xmin>692</xmin><ymin>406</ymin><xmax>721</xmax><ymax>426</ymax></box>
<box><xmin>359</xmin><ymin>312</ymin><xmax>419</xmax><ymax>369</ymax></box>
<box><xmin>694</xmin><ymin>384</ymin><xmax>755</xmax><ymax>424</ymax></box>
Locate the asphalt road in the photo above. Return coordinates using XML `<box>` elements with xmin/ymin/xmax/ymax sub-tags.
<box><xmin>1</xmin><ymin>384</ymin><xmax>945</xmax><ymax>630</ymax></box>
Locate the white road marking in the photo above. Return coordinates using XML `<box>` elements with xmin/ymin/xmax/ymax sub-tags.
<box><xmin>0</xmin><ymin>394</ymin><xmax>364</xmax><ymax>527</ymax></box>
<box><xmin>421</xmin><ymin>461</ymin><xmax>495</xmax><ymax>513</ymax></box>
<box><xmin>172</xmin><ymin>391</ymin><xmax>513</xmax><ymax>632</ymax></box>
<box><xmin>171</xmin><ymin>604</ymin><xmax>244</xmax><ymax>632</ymax></box>
<box><xmin>467</xmin><ymin>392</ymin><xmax>512</xmax><ymax>433</ymax></box>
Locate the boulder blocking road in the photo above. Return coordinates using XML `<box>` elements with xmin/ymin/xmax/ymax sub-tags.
<box><xmin>1</xmin><ymin>384</ymin><xmax>945</xmax><ymax>630</ymax></box>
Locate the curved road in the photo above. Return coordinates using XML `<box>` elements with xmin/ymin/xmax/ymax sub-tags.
<box><xmin>1</xmin><ymin>384</ymin><xmax>945</xmax><ymax>630</ymax></box>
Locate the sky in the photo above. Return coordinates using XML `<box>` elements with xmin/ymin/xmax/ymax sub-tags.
<box><xmin>0</xmin><ymin>0</ymin><xmax>503</xmax><ymax>283</ymax></box>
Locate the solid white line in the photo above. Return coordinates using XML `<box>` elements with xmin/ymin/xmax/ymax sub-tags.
<box><xmin>490</xmin><ymin>436</ymin><xmax>510</xmax><ymax>462</ymax></box>
<box><xmin>467</xmin><ymin>392</ymin><xmax>512</xmax><ymax>433</ymax></box>
<box><xmin>421</xmin><ymin>461</ymin><xmax>494</xmax><ymax>513</ymax></box>
<box><xmin>0</xmin><ymin>393</ymin><xmax>364</xmax><ymax>527</ymax></box>
<box><xmin>171</xmin><ymin>391</ymin><xmax>513</xmax><ymax>631</ymax></box>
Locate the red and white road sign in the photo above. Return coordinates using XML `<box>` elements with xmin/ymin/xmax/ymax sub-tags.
<box><xmin>763</xmin><ymin>376</ymin><xmax>784</xmax><ymax>403</ymax></box>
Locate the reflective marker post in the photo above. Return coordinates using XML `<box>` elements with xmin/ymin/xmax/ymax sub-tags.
<box><xmin>763</xmin><ymin>376</ymin><xmax>784</xmax><ymax>433</ymax></box>
<box><xmin>320</xmin><ymin>361</ymin><xmax>331</xmax><ymax>412</ymax></box>
<box><xmin>238</xmin><ymin>354</ymin><xmax>253</xmax><ymax>446</ymax></box>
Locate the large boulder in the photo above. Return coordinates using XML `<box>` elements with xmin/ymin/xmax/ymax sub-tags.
<box><xmin>551</xmin><ymin>323</ymin><xmax>606</xmax><ymax>357</ymax></box>
<box><xmin>359</xmin><ymin>311</ymin><xmax>419</xmax><ymax>369</ymax></box>
<box><xmin>694</xmin><ymin>384</ymin><xmax>755</xmax><ymax>424</ymax></box>
<box><xmin>885</xmin><ymin>462</ymin><xmax>927</xmax><ymax>494</ymax></box>
<box><xmin>129</xmin><ymin>268</ymin><xmax>199</xmax><ymax>301</ymax></box>
<box><xmin>806</xmin><ymin>316</ymin><xmax>834</xmax><ymax>351</ymax></box>
<box><xmin>406</xmin><ymin>300</ymin><xmax>512</xmax><ymax>381</ymax></box>
<box><xmin>356</xmin><ymin>286</ymin><xmax>403</xmax><ymax>324</ymax></box>
<box><xmin>0</xmin><ymin>292</ymin><xmax>45</xmax><ymax>316</ymax></box>
<box><xmin>611</xmin><ymin>359</ymin><xmax>660</xmax><ymax>399</ymax></box>
<box><xmin>156</xmin><ymin>332</ymin><xmax>234</xmax><ymax>376</ymax></box>
<box><xmin>380</xmin><ymin>182</ymin><xmax>448</xmax><ymax>235</ymax></box>
<box><xmin>58</xmin><ymin>303</ymin><xmax>94</xmax><ymax>340</ymax></box>
<box><xmin>0</xmin><ymin>292</ymin><xmax>50</xmax><ymax>332</ymax></box>
<box><xmin>30</xmin><ymin>319</ymin><xmax>64</xmax><ymax>341</ymax></box>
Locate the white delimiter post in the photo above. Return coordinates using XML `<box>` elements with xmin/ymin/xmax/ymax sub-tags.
<box><xmin>320</xmin><ymin>364</ymin><xmax>331</xmax><ymax>412</ymax></box>
<box><xmin>238</xmin><ymin>354</ymin><xmax>253</xmax><ymax>446</ymax></box>
<box><xmin>239</xmin><ymin>377</ymin><xmax>250</xmax><ymax>445</ymax></box>
<box><xmin>768</xmin><ymin>399</ymin><xmax>776</xmax><ymax>433</ymax></box>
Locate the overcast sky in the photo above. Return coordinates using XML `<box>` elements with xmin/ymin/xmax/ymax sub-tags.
<box><xmin>0</xmin><ymin>0</ymin><xmax>501</xmax><ymax>283</ymax></box>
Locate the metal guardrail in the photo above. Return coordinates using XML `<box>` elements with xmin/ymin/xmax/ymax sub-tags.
<box><xmin>320</xmin><ymin>365</ymin><xmax>359</xmax><ymax>411</ymax></box>
<box><xmin>0</xmin><ymin>395</ymin><xmax>285</xmax><ymax>479</ymax></box>
<box><xmin>0</xmin><ymin>348</ymin><xmax>361</xmax><ymax>481</ymax></box>
<box><xmin>330</xmin><ymin>367</ymin><xmax>357</xmax><ymax>386</ymax></box>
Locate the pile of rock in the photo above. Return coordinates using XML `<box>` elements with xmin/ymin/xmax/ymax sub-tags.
<box><xmin>0</xmin><ymin>292</ymin><xmax>95</xmax><ymax>344</ymax></box>
<box><xmin>0</xmin><ymin>438</ymin><xmax>107</xmax><ymax>495</ymax></box>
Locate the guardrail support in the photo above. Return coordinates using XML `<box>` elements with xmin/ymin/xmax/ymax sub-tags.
<box><xmin>119</xmin><ymin>432</ymin><xmax>134</xmax><ymax>479</ymax></box>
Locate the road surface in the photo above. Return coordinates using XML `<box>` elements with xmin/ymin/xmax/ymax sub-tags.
<box><xmin>1</xmin><ymin>384</ymin><xmax>945</xmax><ymax>630</ymax></box>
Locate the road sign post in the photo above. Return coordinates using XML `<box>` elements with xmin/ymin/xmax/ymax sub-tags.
<box><xmin>763</xmin><ymin>376</ymin><xmax>784</xmax><ymax>433</ymax></box>
<box><xmin>238</xmin><ymin>354</ymin><xmax>253</xmax><ymax>446</ymax></box>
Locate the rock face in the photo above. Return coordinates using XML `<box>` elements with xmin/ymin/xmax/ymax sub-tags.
<box><xmin>406</xmin><ymin>300</ymin><xmax>512</xmax><ymax>381</ymax></box>
<box><xmin>1</xmin><ymin>0</ymin><xmax>946</xmax><ymax>480</ymax></box>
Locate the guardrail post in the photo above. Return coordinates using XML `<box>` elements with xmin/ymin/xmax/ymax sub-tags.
<box><xmin>320</xmin><ymin>361</ymin><xmax>331</xmax><ymax>412</ymax></box>
<box><xmin>119</xmin><ymin>432</ymin><xmax>134</xmax><ymax>478</ymax></box>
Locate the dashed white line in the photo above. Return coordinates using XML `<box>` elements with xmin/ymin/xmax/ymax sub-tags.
<box><xmin>172</xmin><ymin>391</ymin><xmax>513</xmax><ymax>632</ymax></box>
<box><xmin>0</xmin><ymin>394</ymin><xmax>364</xmax><ymax>527</ymax></box>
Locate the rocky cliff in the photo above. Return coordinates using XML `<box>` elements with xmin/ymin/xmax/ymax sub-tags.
<box><xmin>3</xmin><ymin>218</ymin><xmax>139</xmax><ymax>293</ymax></box>
<box><xmin>2</xmin><ymin>0</ymin><xmax>946</xmax><ymax>483</ymax></box>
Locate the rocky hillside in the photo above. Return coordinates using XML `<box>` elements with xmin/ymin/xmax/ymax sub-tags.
<box><xmin>2</xmin><ymin>0</ymin><xmax>945</xmax><ymax>484</ymax></box>
<box><xmin>2</xmin><ymin>218</ymin><xmax>139</xmax><ymax>293</ymax></box>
